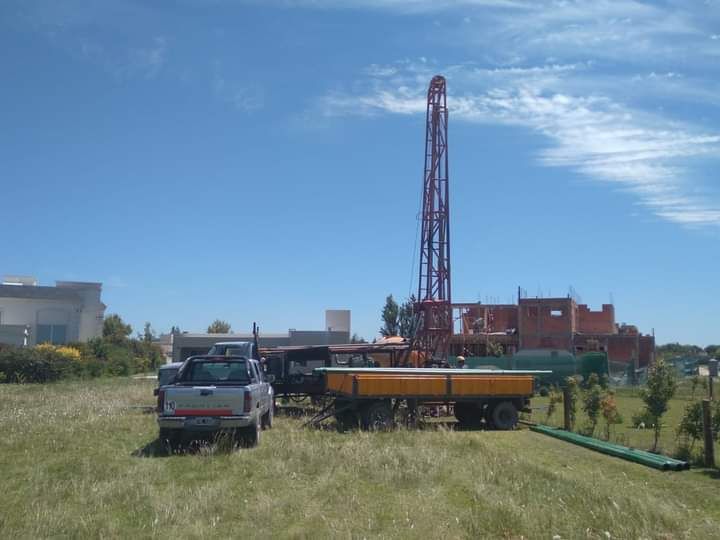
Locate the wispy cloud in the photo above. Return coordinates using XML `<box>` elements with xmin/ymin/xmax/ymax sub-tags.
<box><xmin>320</xmin><ymin>60</ymin><xmax>720</xmax><ymax>227</ymax></box>
<box><xmin>212</xmin><ymin>73</ymin><xmax>264</xmax><ymax>113</ymax></box>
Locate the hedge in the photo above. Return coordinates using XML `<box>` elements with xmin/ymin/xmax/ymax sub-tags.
<box><xmin>0</xmin><ymin>339</ymin><xmax>164</xmax><ymax>384</ymax></box>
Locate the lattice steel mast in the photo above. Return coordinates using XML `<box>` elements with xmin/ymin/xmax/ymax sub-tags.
<box><xmin>413</xmin><ymin>75</ymin><xmax>452</xmax><ymax>363</ymax></box>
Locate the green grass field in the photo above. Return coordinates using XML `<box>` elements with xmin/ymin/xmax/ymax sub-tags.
<box><xmin>529</xmin><ymin>380</ymin><xmax>720</xmax><ymax>460</ymax></box>
<box><xmin>1</xmin><ymin>378</ymin><xmax>719</xmax><ymax>539</ymax></box>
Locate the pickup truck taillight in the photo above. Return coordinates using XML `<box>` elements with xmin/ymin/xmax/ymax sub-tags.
<box><xmin>157</xmin><ymin>389</ymin><xmax>165</xmax><ymax>413</ymax></box>
<box><xmin>243</xmin><ymin>390</ymin><xmax>252</xmax><ymax>413</ymax></box>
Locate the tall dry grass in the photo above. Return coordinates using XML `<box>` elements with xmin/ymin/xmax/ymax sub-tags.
<box><xmin>1</xmin><ymin>378</ymin><xmax>719</xmax><ymax>538</ymax></box>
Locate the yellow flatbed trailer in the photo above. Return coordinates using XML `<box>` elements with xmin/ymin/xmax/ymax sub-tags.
<box><xmin>313</xmin><ymin>367</ymin><xmax>550</xmax><ymax>430</ymax></box>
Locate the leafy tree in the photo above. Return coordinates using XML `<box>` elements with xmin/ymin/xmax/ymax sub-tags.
<box><xmin>142</xmin><ymin>322</ymin><xmax>155</xmax><ymax>343</ymax></box>
<box><xmin>656</xmin><ymin>343</ymin><xmax>702</xmax><ymax>360</ymax></box>
<box><xmin>676</xmin><ymin>401</ymin><xmax>704</xmax><ymax>455</ymax></box>
<box><xmin>350</xmin><ymin>333</ymin><xmax>367</xmax><ymax>344</ymax></box>
<box><xmin>581</xmin><ymin>373</ymin><xmax>603</xmax><ymax>436</ymax></box>
<box><xmin>103</xmin><ymin>314</ymin><xmax>132</xmax><ymax>344</ymax></box>
<box><xmin>564</xmin><ymin>377</ymin><xmax>578</xmax><ymax>431</ymax></box>
<box><xmin>207</xmin><ymin>320</ymin><xmax>231</xmax><ymax>334</ymax></box>
<box><xmin>170</xmin><ymin>325</ymin><xmax>181</xmax><ymax>335</ymax></box>
<box><xmin>380</xmin><ymin>295</ymin><xmax>400</xmax><ymax>337</ymax></box>
<box><xmin>641</xmin><ymin>358</ymin><xmax>678</xmax><ymax>452</ymax></box>
<box><xmin>600</xmin><ymin>390</ymin><xmax>623</xmax><ymax>440</ymax></box>
<box><xmin>545</xmin><ymin>386</ymin><xmax>562</xmax><ymax>424</ymax></box>
<box><xmin>398</xmin><ymin>295</ymin><xmax>416</xmax><ymax>338</ymax></box>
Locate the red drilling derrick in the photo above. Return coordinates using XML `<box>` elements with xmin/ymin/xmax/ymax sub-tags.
<box><xmin>411</xmin><ymin>75</ymin><xmax>452</xmax><ymax>364</ymax></box>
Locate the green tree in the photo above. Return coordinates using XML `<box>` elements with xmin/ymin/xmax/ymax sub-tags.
<box><xmin>676</xmin><ymin>401</ymin><xmax>704</xmax><ymax>456</ymax></box>
<box><xmin>641</xmin><ymin>358</ymin><xmax>678</xmax><ymax>452</ymax></box>
<box><xmin>600</xmin><ymin>390</ymin><xmax>623</xmax><ymax>441</ymax></box>
<box><xmin>170</xmin><ymin>325</ymin><xmax>181</xmax><ymax>335</ymax></box>
<box><xmin>564</xmin><ymin>377</ymin><xmax>578</xmax><ymax>431</ymax></box>
<box><xmin>103</xmin><ymin>314</ymin><xmax>132</xmax><ymax>344</ymax></box>
<box><xmin>582</xmin><ymin>373</ymin><xmax>603</xmax><ymax>436</ymax></box>
<box><xmin>380</xmin><ymin>295</ymin><xmax>400</xmax><ymax>337</ymax></box>
<box><xmin>350</xmin><ymin>333</ymin><xmax>367</xmax><ymax>344</ymax></box>
<box><xmin>207</xmin><ymin>320</ymin><xmax>231</xmax><ymax>333</ymax></box>
<box><xmin>142</xmin><ymin>322</ymin><xmax>154</xmax><ymax>343</ymax></box>
<box><xmin>398</xmin><ymin>295</ymin><xmax>416</xmax><ymax>338</ymax></box>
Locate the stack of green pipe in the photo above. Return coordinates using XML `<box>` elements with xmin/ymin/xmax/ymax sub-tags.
<box><xmin>530</xmin><ymin>424</ymin><xmax>689</xmax><ymax>471</ymax></box>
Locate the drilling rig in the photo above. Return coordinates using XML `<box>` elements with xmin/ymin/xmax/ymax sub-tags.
<box><xmin>407</xmin><ymin>75</ymin><xmax>453</xmax><ymax>365</ymax></box>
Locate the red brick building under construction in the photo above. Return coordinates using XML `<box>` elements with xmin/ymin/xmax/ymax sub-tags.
<box><xmin>451</xmin><ymin>297</ymin><xmax>654</xmax><ymax>369</ymax></box>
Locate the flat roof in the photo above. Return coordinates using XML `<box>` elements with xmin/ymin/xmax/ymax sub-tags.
<box><xmin>0</xmin><ymin>284</ymin><xmax>81</xmax><ymax>302</ymax></box>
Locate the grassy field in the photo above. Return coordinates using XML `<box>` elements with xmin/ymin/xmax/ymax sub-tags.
<box><xmin>1</xmin><ymin>378</ymin><xmax>719</xmax><ymax>539</ymax></box>
<box><xmin>528</xmin><ymin>379</ymin><xmax>720</xmax><ymax>461</ymax></box>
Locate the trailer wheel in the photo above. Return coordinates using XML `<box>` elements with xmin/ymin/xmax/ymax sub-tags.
<box><xmin>454</xmin><ymin>402</ymin><xmax>483</xmax><ymax>428</ymax></box>
<box><xmin>489</xmin><ymin>401</ymin><xmax>518</xmax><ymax>430</ymax></box>
<box><xmin>361</xmin><ymin>400</ymin><xmax>394</xmax><ymax>431</ymax></box>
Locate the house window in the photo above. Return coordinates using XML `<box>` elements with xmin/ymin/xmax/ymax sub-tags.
<box><xmin>37</xmin><ymin>325</ymin><xmax>67</xmax><ymax>345</ymax></box>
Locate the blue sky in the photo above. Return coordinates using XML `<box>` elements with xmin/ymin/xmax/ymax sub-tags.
<box><xmin>1</xmin><ymin>0</ymin><xmax>719</xmax><ymax>345</ymax></box>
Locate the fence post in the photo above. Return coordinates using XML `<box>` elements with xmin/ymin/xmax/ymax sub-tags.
<box><xmin>563</xmin><ymin>386</ymin><xmax>572</xmax><ymax>431</ymax></box>
<box><xmin>702</xmin><ymin>399</ymin><xmax>715</xmax><ymax>468</ymax></box>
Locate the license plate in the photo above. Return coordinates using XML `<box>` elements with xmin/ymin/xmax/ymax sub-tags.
<box><xmin>192</xmin><ymin>417</ymin><xmax>219</xmax><ymax>426</ymax></box>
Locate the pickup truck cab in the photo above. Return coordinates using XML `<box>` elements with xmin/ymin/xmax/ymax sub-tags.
<box><xmin>157</xmin><ymin>355</ymin><xmax>274</xmax><ymax>448</ymax></box>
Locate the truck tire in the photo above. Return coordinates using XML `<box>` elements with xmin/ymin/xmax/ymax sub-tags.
<box><xmin>261</xmin><ymin>405</ymin><xmax>274</xmax><ymax>430</ymax></box>
<box><xmin>239</xmin><ymin>420</ymin><xmax>261</xmax><ymax>448</ymax></box>
<box><xmin>159</xmin><ymin>428</ymin><xmax>181</xmax><ymax>452</ymax></box>
<box><xmin>489</xmin><ymin>401</ymin><xmax>518</xmax><ymax>430</ymax></box>
<box><xmin>454</xmin><ymin>402</ymin><xmax>483</xmax><ymax>428</ymax></box>
<box><xmin>361</xmin><ymin>400</ymin><xmax>394</xmax><ymax>431</ymax></box>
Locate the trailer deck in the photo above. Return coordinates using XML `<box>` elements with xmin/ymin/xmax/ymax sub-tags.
<box><xmin>309</xmin><ymin>367</ymin><xmax>551</xmax><ymax>431</ymax></box>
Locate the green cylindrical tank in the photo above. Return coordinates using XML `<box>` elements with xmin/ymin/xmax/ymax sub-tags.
<box><xmin>512</xmin><ymin>349</ymin><xmax>576</xmax><ymax>386</ymax></box>
<box><xmin>449</xmin><ymin>349</ymin><xmax>609</xmax><ymax>389</ymax></box>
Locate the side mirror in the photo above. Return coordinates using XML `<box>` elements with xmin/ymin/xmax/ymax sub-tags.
<box><xmin>266</xmin><ymin>374</ymin><xmax>275</xmax><ymax>384</ymax></box>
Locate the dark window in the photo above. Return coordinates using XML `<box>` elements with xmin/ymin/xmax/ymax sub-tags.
<box><xmin>187</xmin><ymin>361</ymin><xmax>250</xmax><ymax>384</ymax></box>
<box><xmin>36</xmin><ymin>324</ymin><xmax>67</xmax><ymax>345</ymax></box>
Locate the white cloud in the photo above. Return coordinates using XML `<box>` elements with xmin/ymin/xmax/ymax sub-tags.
<box><xmin>213</xmin><ymin>76</ymin><xmax>264</xmax><ymax>113</ymax></box>
<box><xmin>320</xmin><ymin>62</ymin><xmax>720</xmax><ymax>227</ymax></box>
<box><xmin>127</xmin><ymin>36</ymin><xmax>167</xmax><ymax>79</ymax></box>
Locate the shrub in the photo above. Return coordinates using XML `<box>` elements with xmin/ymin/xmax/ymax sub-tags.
<box><xmin>0</xmin><ymin>347</ymin><xmax>70</xmax><ymax>383</ymax></box>
<box><xmin>0</xmin><ymin>334</ymin><xmax>165</xmax><ymax>383</ymax></box>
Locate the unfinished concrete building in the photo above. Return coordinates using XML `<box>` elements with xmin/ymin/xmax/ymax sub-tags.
<box><xmin>451</xmin><ymin>297</ymin><xmax>654</xmax><ymax>370</ymax></box>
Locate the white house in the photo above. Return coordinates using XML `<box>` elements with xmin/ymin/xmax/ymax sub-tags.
<box><xmin>0</xmin><ymin>275</ymin><xmax>106</xmax><ymax>346</ymax></box>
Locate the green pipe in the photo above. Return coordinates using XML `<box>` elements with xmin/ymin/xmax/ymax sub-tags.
<box><xmin>530</xmin><ymin>424</ymin><xmax>689</xmax><ymax>471</ymax></box>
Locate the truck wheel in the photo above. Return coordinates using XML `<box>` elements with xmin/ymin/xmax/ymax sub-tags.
<box><xmin>454</xmin><ymin>402</ymin><xmax>483</xmax><ymax>428</ymax></box>
<box><xmin>489</xmin><ymin>401</ymin><xmax>518</xmax><ymax>430</ymax></box>
<box><xmin>361</xmin><ymin>401</ymin><xmax>394</xmax><ymax>431</ymax></box>
<box><xmin>261</xmin><ymin>405</ymin><xmax>274</xmax><ymax>430</ymax></box>
<box><xmin>159</xmin><ymin>428</ymin><xmax>181</xmax><ymax>453</ymax></box>
<box><xmin>241</xmin><ymin>420</ymin><xmax>261</xmax><ymax>448</ymax></box>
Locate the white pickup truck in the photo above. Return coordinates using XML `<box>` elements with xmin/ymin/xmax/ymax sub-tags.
<box><xmin>157</xmin><ymin>355</ymin><xmax>274</xmax><ymax>449</ymax></box>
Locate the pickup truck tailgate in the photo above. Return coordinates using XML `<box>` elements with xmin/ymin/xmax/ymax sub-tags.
<box><xmin>163</xmin><ymin>386</ymin><xmax>246</xmax><ymax>416</ymax></box>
